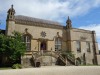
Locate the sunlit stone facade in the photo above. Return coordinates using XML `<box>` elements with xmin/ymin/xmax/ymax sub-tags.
<box><xmin>6</xmin><ymin>5</ymin><xmax>99</xmax><ymax>67</ymax></box>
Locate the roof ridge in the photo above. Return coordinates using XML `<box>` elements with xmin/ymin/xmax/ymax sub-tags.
<box><xmin>15</xmin><ymin>15</ymin><xmax>62</xmax><ymax>26</ymax></box>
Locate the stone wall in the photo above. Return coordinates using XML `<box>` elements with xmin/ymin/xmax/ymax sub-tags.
<box><xmin>69</xmin><ymin>28</ymin><xmax>98</xmax><ymax>64</ymax></box>
<box><xmin>97</xmin><ymin>55</ymin><xmax>100</xmax><ymax>65</ymax></box>
<box><xmin>6</xmin><ymin>20</ymin><xmax>99</xmax><ymax>65</ymax></box>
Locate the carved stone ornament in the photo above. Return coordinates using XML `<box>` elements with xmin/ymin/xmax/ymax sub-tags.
<box><xmin>25</xmin><ymin>28</ymin><xmax>28</xmax><ymax>32</ymax></box>
<box><xmin>41</xmin><ymin>31</ymin><xmax>46</xmax><ymax>37</ymax></box>
<box><xmin>80</xmin><ymin>36</ymin><xmax>87</xmax><ymax>40</ymax></box>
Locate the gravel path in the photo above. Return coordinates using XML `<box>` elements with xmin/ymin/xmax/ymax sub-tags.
<box><xmin>0</xmin><ymin>66</ymin><xmax>100</xmax><ymax>75</ymax></box>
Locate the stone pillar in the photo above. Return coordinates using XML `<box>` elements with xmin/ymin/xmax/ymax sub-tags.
<box><xmin>92</xmin><ymin>31</ymin><xmax>98</xmax><ymax>65</ymax></box>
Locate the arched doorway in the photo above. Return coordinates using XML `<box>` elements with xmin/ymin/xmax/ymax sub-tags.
<box><xmin>83</xmin><ymin>53</ymin><xmax>86</xmax><ymax>65</ymax></box>
<box><xmin>40</xmin><ymin>41</ymin><xmax>47</xmax><ymax>51</ymax></box>
<box><xmin>76</xmin><ymin>57</ymin><xmax>81</xmax><ymax>66</ymax></box>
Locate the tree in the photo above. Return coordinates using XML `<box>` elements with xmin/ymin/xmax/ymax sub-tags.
<box><xmin>0</xmin><ymin>31</ymin><xmax>26</xmax><ymax>66</ymax></box>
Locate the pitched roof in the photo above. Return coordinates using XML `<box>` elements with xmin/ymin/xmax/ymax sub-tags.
<box><xmin>15</xmin><ymin>15</ymin><xmax>63</xmax><ymax>26</ymax></box>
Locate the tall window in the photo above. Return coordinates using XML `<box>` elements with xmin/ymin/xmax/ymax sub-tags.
<box><xmin>86</xmin><ymin>42</ymin><xmax>90</xmax><ymax>52</ymax></box>
<box><xmin>55</xmin><ymin>37</ymin><xmax>62</xmax><ymax>51</ymax></box>
<box><xmin>76</xmin><ymin>41</ymin><xmax>81</xmax><ymax>52</ymax></box>
<box><xmin>23</xmin><ymin>35</ymin><xmax>31</xmax><ymax>51</ymax></box>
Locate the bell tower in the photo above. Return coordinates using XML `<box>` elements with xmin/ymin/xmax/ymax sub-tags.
<box><xmin>6</xmin><ymin>5</ymin><xmax>15</xmax><ymax>35</ymax></box>
<box><xmin>7</xmin><ymin>5</ymin><xmax>15</xmax><ymax>21</ymax></box>
<box><xmin>66</xmin><ymin>16</ymin><xmax>72</xmax><ymax>29</ymax></box>
<box><xmin>66</xmin><ymin>16</ymin><xmax>72</xmax><ymax>51</ymax></box>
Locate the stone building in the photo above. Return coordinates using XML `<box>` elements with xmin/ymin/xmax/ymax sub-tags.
<box><xmin>6</xmin><ymin>5</ymin><xmax>99</xmax><ymax>67</ymax></box>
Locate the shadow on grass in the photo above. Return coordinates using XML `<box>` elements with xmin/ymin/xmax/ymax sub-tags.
<box><xmin>0</xmin><ymin>67</ymin><xmax>12</xmax><ymax>70</ymax></box>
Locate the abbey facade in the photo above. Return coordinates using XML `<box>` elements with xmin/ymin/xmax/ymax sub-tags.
<box><xmin>6</xmin><ymin>5</ymin><xmax>99</xmax><ymax>67</ymax></box>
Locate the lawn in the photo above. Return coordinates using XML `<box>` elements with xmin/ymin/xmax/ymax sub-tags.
<box><xmin>0</xmin><ymin>67</ymin><xmax>12</xmax><ymax>70</ymax></box>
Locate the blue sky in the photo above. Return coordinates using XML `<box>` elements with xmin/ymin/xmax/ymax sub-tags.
<box><xmin>0</xmin><ymin>0</ymin><xmax>100</xmax><ymax>49</ymax></box>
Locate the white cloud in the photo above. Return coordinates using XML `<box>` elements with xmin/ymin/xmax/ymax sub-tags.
<box><xmin>0</xmin><ymin>0</ymin><xmax>100</xmax><ymax>23</ymax></box>
<box><xmin>79</xmin><ymin>24</ymin><xmax>100</xmax><ymax>50</ymax></box>
<box><xmin>79</xmin><ymin>24</ymin><xmax>100</xmax><ymax>38</ymax></box>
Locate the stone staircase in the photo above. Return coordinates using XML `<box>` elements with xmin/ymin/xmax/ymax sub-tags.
<box><xmin>32</xmin><ymin>51</ymin><xmax>66</xmax><ymax>65</ymax></box>
<box><xmin>32</xmin><ymin>51</ymin><xmax>75</xmax><ymax>66</ymax></box>
<box><xmin>67</xmin><ymin>54</ymin><xmax>75</xmax><ymax>65</ymax></box>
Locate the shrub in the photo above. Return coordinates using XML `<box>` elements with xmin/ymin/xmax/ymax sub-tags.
<box><xmin>12</xmin><ymin>64</ymin><xmax>22</xmax><ymax>69</ymax></box>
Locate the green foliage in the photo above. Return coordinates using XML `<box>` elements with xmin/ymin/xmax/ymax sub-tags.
<box><xmin>61</xmin><ymin>51</ymin><xmax>75</xmax><ymax>58</ymax></box>
<box><xmin>12</xmin><ymin>64</ymin><xmax>22</xmax><ymax>69</ymax></box>
<box><xmin>80</xmin><ymin>63</ymin><xmax>100</xmax><ymax>66</ymax></box>
<box><xmin>9</xmin><ymin>31</ymin><xmax>26</xmax><ymax>61</ymax></box>
<box><xmin>0</xmin><ymin>67</ymin><xmax>12</xmax><ymax>70</ymax></box>
<box><xmin>0</xmin><ymin>31</ymin><xmax>26</xmax><ymax>65</ymax></box>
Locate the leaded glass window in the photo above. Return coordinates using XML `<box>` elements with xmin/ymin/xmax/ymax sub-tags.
<box><xmin>76</xmin><ymin>41</ymin><xmax>81</xmax><ymax>52</ymax></box>
<box><xmin>55</xmin><ymin>37</ymin><xmax>62</xmax><ymax>51</ymax></box>
<box><xmin>23</xmin><ymin>35</ymin><xmax>31</xmax><ymax>51</ymax></box>
<box><xmin>86</xmin><ymin>42</ymin><xmax>90</xmax><ymax>52</ymax></box>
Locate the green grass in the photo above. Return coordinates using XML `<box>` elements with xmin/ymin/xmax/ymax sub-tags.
<box><xmin>80</xmin><ymin>64</ymin><xmax>99</xmax><ymax>66</ymax></box>
<box><xmin>0</xmin><ymin>67</ymin><xmax>12</xmax><ymax>70</ymax></box>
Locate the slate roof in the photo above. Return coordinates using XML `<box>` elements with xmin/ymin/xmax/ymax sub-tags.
<box><xmin>15</xmin><ymin>15</ymin><xmax>63</xmax><ymax>26</ymax></box>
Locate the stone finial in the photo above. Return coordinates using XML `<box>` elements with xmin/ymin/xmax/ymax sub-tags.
<box><xmin>7</xmin><ymin>4</ymin><xmax>15</xmax><ymax>21</ymax></box>
<box><xmin>11</xmin><ymin>4</ymin><xmax>13</xmax><ymax>8</ymax></box>
<box><xmin>25</xmin><ymin>28</ymin><xmax>28</xmax><ymax>32</ymax></box>
<box><xmin>66</xmin><ymin>16</ymin><xmax>72</xmax><ymax>29</ymax></box>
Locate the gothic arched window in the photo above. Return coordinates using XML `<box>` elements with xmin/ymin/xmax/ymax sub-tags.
<box><xmin>86</xmin><ymin>42</ymin><xmax>90</xmax><ymax>52</ymax></box>
<box><xmin>55</xmin><ymin>37</ymin><xmax>62</xmax><ymax>51</ymax></box>
<box><xmin>23</xmin><ymin>34</ymin><xmax>31</xmax><ymax>51</ymax></box>
<box><xmin>76</xmin><ymin>41</ymin><xmax>81</xmax><ymax>52</ymax></box>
